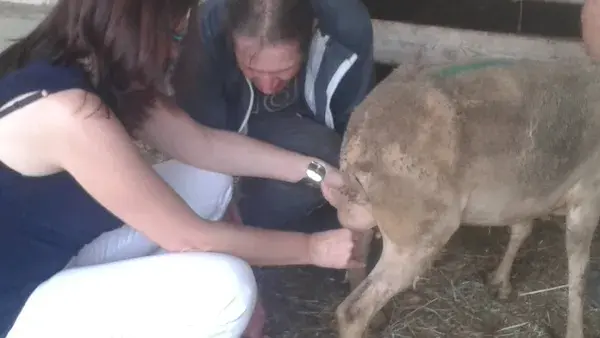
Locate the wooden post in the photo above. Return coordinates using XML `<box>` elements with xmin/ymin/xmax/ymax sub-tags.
<box><xmin>372</xmin><ymin>19</ymin><xmax>587</xmax><ymax>65</ymax></box>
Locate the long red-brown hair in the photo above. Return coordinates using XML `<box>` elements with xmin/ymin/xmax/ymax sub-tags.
<box><xmin>0</xmin><ymin>0</ymin><xmax>197</xmax><ymax>131</ymax></box>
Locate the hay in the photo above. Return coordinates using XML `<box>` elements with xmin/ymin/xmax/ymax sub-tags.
<box><xmin>255</xmin><ymin>218</ymin><xmax>600</xmax><ymax>337</ymax></box>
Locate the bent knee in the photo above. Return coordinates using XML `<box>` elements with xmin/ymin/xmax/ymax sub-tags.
<box><xmin>151</xmin><ymin>253</ymin><xmax>258</xmax><ymax>336</ymax></box>
<box><xmin>170</xmin><ymin>252</ymin><xmax>257</xmax><ymax>304</ymax></box>
<box><xmin>153</xmin><ymin>160</ymin><xmax>234</xmax><ymax>221</ymax></box>
<box><xmin>8</xmin><ymin>253</ymin><xmax>257</xmax><ymax>338</ymax></box>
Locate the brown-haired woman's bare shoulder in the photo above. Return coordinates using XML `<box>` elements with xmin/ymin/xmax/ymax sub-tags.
<box><xmin>0</xmin><ymin>88</ymin><xmax>127</xmax><ymax>176</ymax></box>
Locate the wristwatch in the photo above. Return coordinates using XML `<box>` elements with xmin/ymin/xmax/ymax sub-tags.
<box><xmin>298</xmin><ymin>160</ymin><xmax>327</xmax><ymax>188</ymax></box>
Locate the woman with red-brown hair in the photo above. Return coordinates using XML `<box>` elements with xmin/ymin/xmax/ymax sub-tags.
<box><xmin>0</xmin><ymin>1</ymin><xmax>361</xmax><ymax>337</ymax></box>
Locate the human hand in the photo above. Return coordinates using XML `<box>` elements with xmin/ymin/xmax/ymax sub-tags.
<box><xmin>308</xmin><ymin>228</ymin><xmax>365</xmax><ymax>269</ymax></box>
<box><xmin>319</xmin><ymin>163</ymin><xmax>345</xmax><ymax>208</ymax></box>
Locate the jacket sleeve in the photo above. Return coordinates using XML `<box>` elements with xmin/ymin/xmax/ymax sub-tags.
<box><xmin>174</xmin><ymin>0</ymin><xmax>231</xmax><ymax>130</ymax></box>
<box><xmin>311</xmin><ymin>0</ymin><xmax>375</xmax><ymax>134</ymax></box>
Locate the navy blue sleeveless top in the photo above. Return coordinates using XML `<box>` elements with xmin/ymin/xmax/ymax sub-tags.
<box><xmin>0</xmin><ymin>61</ymin><xmax>123</xmax><ymax>336</ymax></box>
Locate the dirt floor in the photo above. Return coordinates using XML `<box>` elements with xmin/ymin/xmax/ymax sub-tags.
<box><xmin>253</xmin><ymin>1</ymin><xmax>600</xmax><ymax>337</ymax></box>
<box><xmin>255</xmin><ymin>216</ymin><xmax>600</xmax><ymax>337</ymax></box>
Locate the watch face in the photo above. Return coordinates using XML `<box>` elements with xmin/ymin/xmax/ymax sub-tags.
<box><xmin>300</xmin><ymin>161</ymin><xmax>326</xmax><ymax>188</ymax></box>
<box><xmin>306</xmin><ymin>169</ymin><xmax>324</xmax><ymax>183</ymax></box>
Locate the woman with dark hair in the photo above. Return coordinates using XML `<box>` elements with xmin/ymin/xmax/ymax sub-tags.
<box><xmin>0</xmin><ymin>1</ymin><xmax>361</xmax><ymax>337</ymax></box>
<box><xmin>175</xmin><ymin>0</ymin><xmax>374</xmax><ymax>234</ymax></box>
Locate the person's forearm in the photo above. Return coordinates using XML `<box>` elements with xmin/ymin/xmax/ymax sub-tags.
<box><xmin>183</xmin><ymin>220</ymin><xmax>313</xmax><ymax>267</ymax></box>
<box><xmin>188</xmin><ymin>127</ymin><xmax>314</xmax><ymax>182</ymax></box>
<box><xmin>143</xmin><ymin>106</ymin><xmax>317</xmax><ymax>183</ymax></box>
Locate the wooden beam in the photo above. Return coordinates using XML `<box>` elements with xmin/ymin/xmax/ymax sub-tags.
<box><xmin>525</xmin><ymin>0</ymin><xmax>584</xmax><ymax>4</ymax></box>
<box><xmin>0</xmin><ymin>2</ymin><xmax>51</xmax><ymax>52</ymax></box>
<box><xmin>372</xmin><ymin>19</ymin><xmax>588</xmax><ymax>65</ymax></box>
<box><xmin>0</xmin><ymin>4</ymin><xmax>589</xmax><ymax>67</ymax></box>
<box><xmin>1</xmin><ymin>0</ymin><xmax>55</xmax><ymax>5</ymax></box>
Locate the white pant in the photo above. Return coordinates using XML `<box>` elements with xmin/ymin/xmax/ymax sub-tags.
<box><xmin>7</xmin><ymin>160</ymin><xmax>257</xmax><ymax>338</ymax></box>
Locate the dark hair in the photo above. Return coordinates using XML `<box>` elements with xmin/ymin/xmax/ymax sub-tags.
<box><xmin>225</xmin><ymin>0</ymin><xmax>315</xmax><ymax>54</ymax></box>
<box><xmin>0</xmin><ymin>0</ymin><xmax>196</xmax><ymax>132</ymax></box>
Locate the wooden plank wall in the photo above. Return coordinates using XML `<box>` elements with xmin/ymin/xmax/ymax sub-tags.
<box><xmin>372</xmin><ymin>19</ymin><xmax>586</xmax><ymax>66</ymax></box>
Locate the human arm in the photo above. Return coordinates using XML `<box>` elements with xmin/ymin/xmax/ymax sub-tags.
<box><xmin>311</xmin><ymin>0</ymin><xmax>375</xmax><ymax>134</ymax></box>
<box><xmin>329</xmin><ymin>50</ymin><xmax>375</xmax><ymax>134</ymax></box>
<box><xmin>582</xmin><ymin>0</ymin><xmax>600</xmax><ymax>60</ymax></box>
<box><xmin>140</xmin><ymin>98</ymin><xmax>332</xmax><ymax>184</ymax></box>
<box><xmin>37</xmin><ymin>90</ymin><xmax>353</xmax><ymax>268</ymax></box>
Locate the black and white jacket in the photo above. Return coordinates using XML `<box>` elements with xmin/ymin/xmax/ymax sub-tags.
<box><xmin>179</xmin><ymin>0</ymin><xmax>375</xmax><ymax>136</ymax></box>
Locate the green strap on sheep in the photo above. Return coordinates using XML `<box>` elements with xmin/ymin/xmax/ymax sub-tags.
<box><xmin>433</xmin><ymin>59</ymin><xmax>515</xmax><ymax>78</ymax></box>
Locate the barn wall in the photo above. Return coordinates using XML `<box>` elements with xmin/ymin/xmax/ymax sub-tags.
<box><xmin>3</xmin><ymin>0</ymin><xmax>55</xmax><ymax>4</ymax></box>
<box><xmin>372</xmin><ymin>20</ymin><xmax>585</xmax><ymax>65</ymax></box>
<box><xmin>0</xmin><ymin>0</ymin><xmax>588</xmax><ymax>65</ymax></box>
